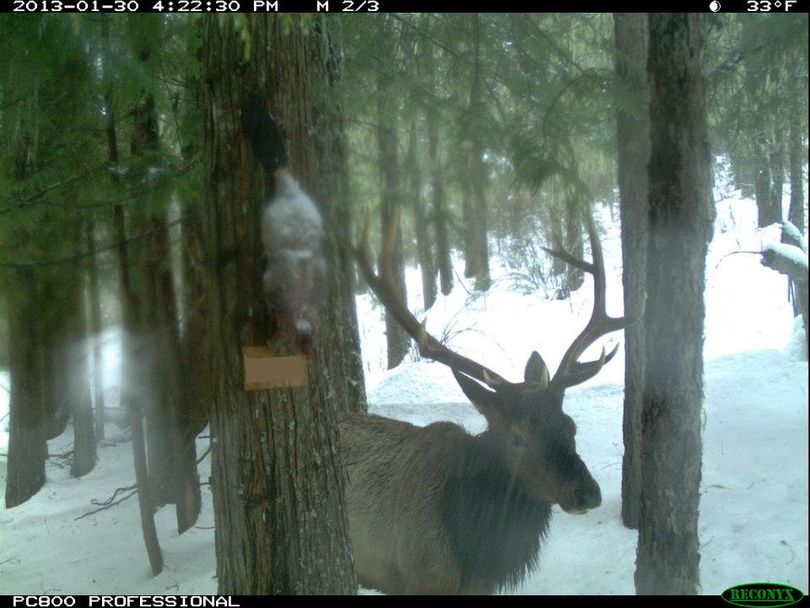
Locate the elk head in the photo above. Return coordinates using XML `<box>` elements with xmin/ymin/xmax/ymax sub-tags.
<box><xmin>353</xmin><ymin>208</ymin><xmax>643</xmax><ymax>515</ymax></box>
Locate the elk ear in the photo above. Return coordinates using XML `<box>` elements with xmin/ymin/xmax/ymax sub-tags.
<box><xmin>524</xmin><ymin>351</ymin><xmax>550</xmax><ymax>388</ymax></box>
<box><xmin>452</xmin><ymin>369</ymin><xmax>499</xmax><ymax>415</ymax></box>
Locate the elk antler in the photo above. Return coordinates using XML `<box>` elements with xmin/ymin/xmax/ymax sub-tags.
<box><xmin>353</xmin><ymin>209</ymin><xmax>508</xmax><ymax>388</ymax></box>
<box><xmin>544</xmin><ymin>213</ymin><xmax>645</xmax><ymax>392</ymax></box>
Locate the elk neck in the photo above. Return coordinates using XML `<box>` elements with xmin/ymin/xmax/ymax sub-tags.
<box><xmin>440</xmin><ymin>430</ymin><xmax>553</xmax><ymax>593</ymax></box>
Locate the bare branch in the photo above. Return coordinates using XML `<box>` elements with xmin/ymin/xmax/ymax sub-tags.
<box><xmin>74</xmin><ymin>485</ymin><xmax>138</xmax><ymax>521</ymax></box>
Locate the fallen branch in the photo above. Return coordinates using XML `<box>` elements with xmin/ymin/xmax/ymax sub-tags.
<box><xmin>74</xmin><ymin>484</ymin><xmax>138</xmax><ymax>521</ymax></box>
<box><xmin>74</xmin><ymin>439</ymin><xmax>211</xmax><ymax>521</ymax></box>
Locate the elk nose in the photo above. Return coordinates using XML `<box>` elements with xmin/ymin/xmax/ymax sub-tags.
<box><xmin>574</xmin><ymin>483</ymin><xmax>602</xmax><ymax>510</ymax></box>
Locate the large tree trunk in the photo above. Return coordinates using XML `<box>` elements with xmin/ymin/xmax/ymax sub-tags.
<box><xmin>310</xmin><ymin>27</ymin><xmax>368</xmax><ymax>412</ymax></box>
<box><xmin>113</xmin><ymin>200</ymin><xmax>163</xmax><ymax>576</ymax></box>
<box><xmin>613</xmin><ymin>12</ymin><xmax>650</xmax><ymax>531</ymax></box>
<box><xmin>129</xmin><ymin>87</ymin><xmax>180</xmax><ymax>509</ymax></box>
<box><xmin>635</xmin><ymin>13</ymin><xmax>713</xmax><ymax>595</ymax></box>
<box><xmin>407</xmin><ymin>119</ymin><xmax>437</xmax><ymax>311</ymax></box>
<box><xmin>5</xmin><ymin>268</ymin><xmax>48</xmax><ymax>508</ymax></box>
<box><xmin>202</xmin><ymin>15</ymin><xmax>356</xmax><ymax>593</ymax></box>
<box><xmin>5</xmin><ymin>105</ymin><xmax>47</xmax><ymax>508</ymax></box>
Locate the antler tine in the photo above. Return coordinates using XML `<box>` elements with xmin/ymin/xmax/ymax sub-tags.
<box><xmin>353</xmin><ymin>207</ymin><xmax>507</xmax><ymax>388</ymax></box>
<box><xmin>544</xmin><ymin>212</ymin><xmax>645</xmax><ymax>392</ymax></box>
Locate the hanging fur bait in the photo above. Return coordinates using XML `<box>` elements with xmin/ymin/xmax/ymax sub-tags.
<box><xmin>241</xmin><ymin>96</ymin><xmax>326</xmax><ymax>349</ymax></box>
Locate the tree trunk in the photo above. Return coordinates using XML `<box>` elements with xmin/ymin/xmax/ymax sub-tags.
<box><xmin>113</xmin><ymin>185</ymin><xmax>164</xmax><ymax>577</ymax></box>
<box><xmin>180</xmin><ymin>207</ymin><xmax>214</xmax><ymax>440</ymax></box>
<box><xmin>67</xmin><ymin>263</ymin><xmax>96</xmax><ymax>478</ymax></box>
<box><xmin>613</xmin><ymin>12</ymin><xmax>650</xmax><ymax>531</ymax></box>
<box><xmin>768</xmin><ymin>143</ymin><xmax>784</xmax><ymax>222</ymax></box>
<box><xmin>636</xmin><ymin>13</ymin><xmax>713</xmax><ymax>595</ymax></box>
<box><xmin>177</xmin><ymin>208</ymin><xmax>207</xmax><ymax>532</ymax></box>
<box><xmin>426</xmin><ymin>100</ymin><xmax>453</xmax><ymax>297</ymax></box>
<box><xmin>103</xmin><ymin>13</ymin><xmax>163</xmax><ymax>573</ymax></box>
<box><xmin>786</xmin><ymin>97</ymin><xmax>806</xmax><ymax>321</ymax></box>
<box><xmin>756</xmin><ymin>151</ymin><xmax>780</xmax><ymax>227</ymax></box>
<box><xmin>5</xmin><ymin>268</ymin><xmax>48</xmax><ymax>508</ymax></box>
<box><xmin>461</xmin><ymin>163</ymin><xmax>476</xmax><ymax>279</ymax></box>
<box><xmin>787</xmin><ymin>104</ymin><xmax>805</xmax><ymax>234</ymax></box>
<box><xmin>560</xmin><ymin>200</ymin><xmax>584</xmax><ymax>297</ymax></box>
<box><xmin>310</xmin><ymin>24</ymin><xmax>368</xmax><ymax>412</ymax></box>
<box><xmin>86</xmin><ymin>222</ymin><xmax>106</xmax><ymax>442</ymax></box>
<box><xmin>128</xmin><ymin>86</ymin><xmax>181</xmax><ymax>509</ymax></box>
<box><xmin>144</xmin><ymin>210</ymin><xmax>200</xmax><ymax>530</ymax></box>
<box><xmin>43</xmin><ymin>322</ymin><xmax>71</xmax><ymax>440</ymax></box>
<box><xmin>5</xmin><ymin>108</ymin><xmax>47</xmax><ymax>508</ymax></box>
<box><xmin>466</xmin><ymin>14</ymin><xmax>491</xmax><ymax>291</ymax></box>
<box><xmin>202</xmin><ymin>14</ymin><xmax>356</xmax><ymax>593</ymax></box>
<box><xmin>376</xmin><ymin>20</ymin><xmax>410</xmax><ymax>370</ymax></box>
<box><xmin>407</xmin><ymin>119</ymin><xmax>437</xmax><ymax>311</ymax></box>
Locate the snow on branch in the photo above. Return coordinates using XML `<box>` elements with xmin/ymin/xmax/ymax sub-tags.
<box><xmin>761</xmin><ymin>221</ymin><xmax>809</xmax><ymax>360</ymax></box>
<box><xmin>760</xmin><ymin>221</ymin><xmax>809</xmax><ymax>280</ymax></box>
<box><xmin>761</xmin><ymin>242</ymin><xmax>809</xmax><ymax>275</ymax></box>
<box><xmin>780</xmin><ymin>220</ymin><xmax>808</xmax><ymax>254</ymax></box>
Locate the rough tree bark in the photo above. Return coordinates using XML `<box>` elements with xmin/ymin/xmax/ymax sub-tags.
<box><xmin>613</xmin><ymin>12</ymin><xmax>650</xmax><ymax>531</ymax></box>
<box><xmin>202</xmin><ymin>14</ymin><xmax>357</xmax><ymax>593</ymax></box>
<box><xmin>635</xmin><ymin>13</ymin><xmax>713</xmax><ymax>595</ymax></box>
<box><xmin>310</xmin><ymin>19</ymin><xmax>367</xmax><ymax>412</ymax></box>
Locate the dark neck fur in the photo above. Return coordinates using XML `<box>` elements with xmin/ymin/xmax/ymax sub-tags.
<box><xmin>441</xmin><ymin>431</ymin><xmax>552</xmax><ymax>593</ymax></box>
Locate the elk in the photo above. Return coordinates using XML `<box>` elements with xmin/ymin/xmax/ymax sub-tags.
<box><xmin>341</xmin><ymin>211</ymin><xmax>642</xmax><ymax>595</ymax></box>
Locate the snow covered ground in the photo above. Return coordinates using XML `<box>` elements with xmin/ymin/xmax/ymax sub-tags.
<box><xmin>1</xmin><ymin>189</ymin><xmax>807</xmax><ymax>595</ymax></box>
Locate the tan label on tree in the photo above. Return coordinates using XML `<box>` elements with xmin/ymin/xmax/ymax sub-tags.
<box><xmin>243</xmin><ymin>346</ymin><xmax>308</xmax><ymax>390</ymax></box>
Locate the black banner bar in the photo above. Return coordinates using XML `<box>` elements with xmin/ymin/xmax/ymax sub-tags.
<box><xmin>2</xmin><ymin>595</ymin><xmax>804</xmax><ymax>608</ymax></box>
<box><xmin>1</xmin><ymin>0</ymin><xmax>808</xmax><ymax>13</ymax></box>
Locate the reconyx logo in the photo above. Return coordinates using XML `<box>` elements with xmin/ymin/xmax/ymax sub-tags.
<box><xmin>722</xmin><ymin>583</ymin><xmax>804</xmax><ymax>608</ymax></box>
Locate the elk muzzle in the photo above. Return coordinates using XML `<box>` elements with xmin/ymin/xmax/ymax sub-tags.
<box><xmin>559</xmin><ymin>464</ymin><xmax>602</xmax><ymax>515</ymax></box>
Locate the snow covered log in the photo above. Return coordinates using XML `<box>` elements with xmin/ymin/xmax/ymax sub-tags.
<box><xmin>760</xmin><ymin>220</ymin><xmax>808</xmax><ymax>359</ymax></box>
